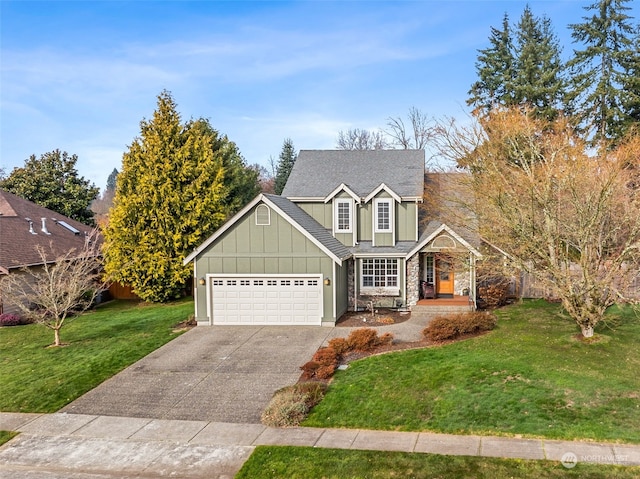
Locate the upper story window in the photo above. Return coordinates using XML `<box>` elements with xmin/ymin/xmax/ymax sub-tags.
<box><xmin>374</xmin><ymin>199</ymin><xmax>392</xmax><ymax>232</ymax></box>
<box><xmin>334</xmin><ymin>199</ymin><xmax>352</xmax><ymax>233</ymax></box>
<box><xmin>255</xmin><ymin>204</ymin><xmax>270</xmax><ymax>225</ymax></box>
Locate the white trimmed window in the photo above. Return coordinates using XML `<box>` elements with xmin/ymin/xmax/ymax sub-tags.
<box><xmin>334</xmin><ymin>199</ymin><xmax>352</xmax><ymax>233</ymax></box>
<box><xmin>374</xmin><ymin>199</ymin><xmax>392</xmax><ymax>232</ymax></box>
<box><xmin>255</xmin><ymin>204</ymin><xmax>270</xmax><ymax>225</ymax></box>
<box><xmin>361</xmin><ymin>258</ymin><xmax>399</xmax><ymax>290</ymax></box>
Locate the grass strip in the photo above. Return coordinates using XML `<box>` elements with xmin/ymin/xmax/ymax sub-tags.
<box><xmin>0</xmin><ymin>431</ymin><xmax>18</xmax><ymax>447</ymax></box>
<box><xmin>236</xmin><ymin>446</ymin><xmax>640</xmax><ymax>479</ymax></box>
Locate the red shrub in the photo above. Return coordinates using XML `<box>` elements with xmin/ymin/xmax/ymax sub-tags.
<box><xmin>347</xmin><ymin>328</ymin><xmax>380</xmax><ymax>352</ymax></box>
<box><xmin>423</xmin><ymin>312</ymin><xmax>496</xmax><ymax>342</ymax></box>
<box><xmin>346</xmin><ymin>328</ymin><xmax>394</xmax><ymax>352</ymax></box>
<box><xmin>327</xmin><ymin>337</ymin><xmax>350</xmax><ymax>355</ymax></box>
<box><xmin>312</xmin><ymin>347</ymin><xmax>338</xmax><ymax>367</ymax></box>
<box><xmin>300</xmin><ymin>361</ymin><xmax>320</xmax><ymax>380</ymax></box>
<box><xmin>0</xmin><ymin>313</ymin><xmax>29</xmax><ymax>327</ymax></box>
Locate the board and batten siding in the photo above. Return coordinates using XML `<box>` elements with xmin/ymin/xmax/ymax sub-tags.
<box><xmin>193</xmin><ymin>205</ymin><xmax>336</xmax><ymax>324</ymax></box>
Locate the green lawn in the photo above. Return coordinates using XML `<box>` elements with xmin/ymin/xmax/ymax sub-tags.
<box><xmin>305</xmin><ymin>300</ymin><xmax>640</xmax><ymax>443</ymax></box>
<box><xmin>0</xmin><ymin>431</ymin><xmax>18</xmax><ymax>446</ymax></box>
<box><xmin>0</xmin><ymin>299</ymin><xmax>193</xmax><ymax>412</ymax></box>
<box><xmin>236</xmin><ymin>446</ymin><xmax>640</xmax><ymax>479</ymax></box>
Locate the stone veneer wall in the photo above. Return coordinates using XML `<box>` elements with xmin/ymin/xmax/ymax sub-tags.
<box><xmin>406</xmin><ymin>254</ymin><xmax>420</xmax><ymax>306</ymax></box>
<box><xmin>347</xmin><ymin>259</ymin><xmax>355</xmax><ymax>310</ymax></box>
<box><xmin>455</xmin><ymin>269</ymin><xmax>471</xmax><ymax>296</ymax></box>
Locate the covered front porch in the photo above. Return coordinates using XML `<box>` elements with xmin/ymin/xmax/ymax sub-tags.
<box><xmin>405</xmin><ymin>222</ymin><xmax>482</xmax><ymax>310</ymax></box>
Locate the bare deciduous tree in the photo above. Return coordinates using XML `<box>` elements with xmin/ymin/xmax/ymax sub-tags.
<box><xmin>386</xmin><ymin>107</ymin><xmax>435</xmax><ymax>149</ymax></box>
<box><xmin>434</xmin><ymin>108</ymin><xmax>640</xmax><ymax>337</ymax></box>
<box><xmin>336</xmin><ymin>128</ymin><xmax>390</xmax><ymax>150</ymax></box>
<box><xmin>0</xmin><ymin>231</ymin><xmax>108</xmax><ymax>346</ymax></box>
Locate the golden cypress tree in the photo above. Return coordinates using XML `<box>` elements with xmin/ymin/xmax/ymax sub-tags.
<box><xmin>104</xmin><ymin>90</ymin><xmax>255</xmax><ymax>302</ymax></box>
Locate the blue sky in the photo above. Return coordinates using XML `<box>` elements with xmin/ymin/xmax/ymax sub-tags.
<box><xmin>2</xmin><ymin>0</ymin><xmax>638</xmax><ymax>190</ymax></box>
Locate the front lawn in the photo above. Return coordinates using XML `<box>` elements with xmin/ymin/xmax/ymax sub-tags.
<box><xmin>305</xmin><ymin>300</ymin><xmax>640</xmax><ymax>443</ymax></box>
<box><xmin>0</xmin><ymin>299</ymin><xmax>193</xmax><ymax>412</ymax></box>
<box><xmin>236</xmin><ymin>446</ymin><xmax>640</xmax><ymax>478</ymax></box>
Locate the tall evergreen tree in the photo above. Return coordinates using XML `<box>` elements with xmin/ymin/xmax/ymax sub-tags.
<box><xmin>568</xmin><ymin>0</ymin><xmax>637</xmax><ymax>146</ymax></box>
<box><xmin>619</xmin><ymin>29</ymin><xmax>640</xmax><ymax>133</ymax></box>
<box><xmin>0</xmin><ymin>150</ymin><xmax>99</xmax><ymax>224</ymax></box>
<box><xmin>103</xmin><ymin>90</ymin><xmax>256</xmax><ymax>302</ymax></box>
<box><xmin>468</xmin><ymin>14</ymin><xmax>515</xmax><ymax>115</ymax></box>
<box><xmin>190</xmin><ymin>120</ymin><xmax>260</xmax><ymax>214</ymax></box>
<box><xmin>274</xmin><ymin>138</ymin><xmax>297</xmax><ymax>195</ymax></box>
<box><xmin>513</xmin><ymin>7</ymin><xmax>565</xmax><ymax>120</ymax></box>
<box><xmin>468</xmin><ymin>8</ymin><xmax>565</xmax><ymax>121</ymax></box>
<box><xmin>106</xmin><ymin>168</ymin><xmax>119</xmax><ymax>192</ymax></box>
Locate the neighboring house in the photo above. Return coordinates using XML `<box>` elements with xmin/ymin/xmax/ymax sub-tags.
<box><xmin>184</xmin><ymin>150</ymin><xmax>482</xmax><ymax>326</ymax></box>
<box><xmin>0</xmin><ymin>190</ymin><xmax>98</xmax><ymax>315</ymax></box>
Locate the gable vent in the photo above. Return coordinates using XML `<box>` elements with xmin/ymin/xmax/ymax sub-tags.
<box><xmin>54</xmin><ymin>219</ymin><xmax>80</xmax><ymax>235</ymax></box>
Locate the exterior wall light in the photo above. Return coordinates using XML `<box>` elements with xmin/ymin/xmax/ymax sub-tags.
<box><xmin>323</xmin><ymin>277</ymin><xmax>331</xmax><ymax>286</ymax></box>
<box><xmin>198</xmin><ymin>278</ymin><xmax>206</xmax><ymax>286</ymax></box>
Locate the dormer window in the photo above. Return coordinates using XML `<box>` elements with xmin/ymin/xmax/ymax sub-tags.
<box><xmin>374</xmin><ymin>199</ymin><xmax>392</xmax><ymax>232</ymax></box>
<box><xmin>334</xmin><ymin>199</ymin><xmax>352</xmax><ymax>233</ymax></box>
<box><xmin>255</xmin><ymin>204</ymin><xmax>270</xmax><ymax>225</ymax></box>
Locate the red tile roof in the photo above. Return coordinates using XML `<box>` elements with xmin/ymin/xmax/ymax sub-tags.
<box><xmin>0</xmin><ymin>190</ymin><xmax>100</xmax><ymax>271</ymax></box>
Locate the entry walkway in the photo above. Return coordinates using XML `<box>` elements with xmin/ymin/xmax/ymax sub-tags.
<box><xmin>1</xmin><ymin>412</ymin><xmax>639</xmax><ymax>478</ymax></box>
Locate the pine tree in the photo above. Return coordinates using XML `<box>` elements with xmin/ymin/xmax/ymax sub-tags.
<box><xmin>567</xmin><ymin>0</ymin><xmax>637</xmax><ymax>146</ymax></box>
<box><xmin>104</xmin><ymin>90</ymin><xmax>256</xmax><ymax>302</ymax></box>
<box><xmin>0</xmin><ymin>150</ymin><xmax>99</xmax><ymax>224</ymax></box>
<box><xmin>513</xmin><ymin>7</ymin><xmax>565</xmax><ymax>121</ymax></box>
<box><xmin>274</xmin><ymin>138</ymin><xmax>297</xmax><ymax>195</ymax></box>
<box><xmin>468</xmin><ymin>13</ymin><xmax>516</xmax><ymax>115</ymax></box>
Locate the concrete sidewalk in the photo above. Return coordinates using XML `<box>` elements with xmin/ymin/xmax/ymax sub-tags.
<box><xmin>1</xmin><ymin>413</ymin><xmax>639</xmax><ymax>478</ymax></box>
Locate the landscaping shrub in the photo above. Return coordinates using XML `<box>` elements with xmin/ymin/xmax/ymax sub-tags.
<box><xmin>261</xmin><ymin>382</ymin><xmax>327</xmax><ymax>427</ymax></box>
<box><xmin>423</xmin><ymin>312</ymin><xmax>496</xmax><ymax>342</ymax></box>
<box><xmin>347</xmin><ymin>327</ymin><xmax>387</xmax><ymax>352</ymax></box>
<box><xmin>301</xmin><ymin>329</ymin><xmax>395</xmax><ymax>380</ymax></box>
<box><xmin>300</xmin><ymin>361</ymin><xmax>321</xmax><ymax>381</ymax></box>
<box><xmin>478</xmin><ymin>282</ymin><xmax>509</xmax><ymax>309</ymax></box>
<box><xmin>0</xmin><ymin>313</ymin><xmax>30</xmax><ymax>327</ymax></box>
<box><xmin>327</xmin><ymin>337</ymin><xmax>350</xmax><ymax>355</ymax></box>
<box><xmin>301</xmin><ymin>347</ymin><xmax>339</xmax><ymax>380</ymax></box>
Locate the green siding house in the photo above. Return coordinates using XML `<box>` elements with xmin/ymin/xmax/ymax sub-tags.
<box><xmin>184</xmin><ymin>150</ymin><xmax>481</xmax><ymax>326</ymax></box>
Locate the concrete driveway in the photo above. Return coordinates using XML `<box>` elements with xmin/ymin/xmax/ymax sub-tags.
<box><xmin>61</xmin><ymin>325</ymin><xmax>335</xmax><ymax>423</ymax></box>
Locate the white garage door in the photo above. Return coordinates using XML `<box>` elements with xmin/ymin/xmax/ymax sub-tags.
<box><xmin>209</xmin><ymin>275</ymin><xmax>323</xmax><ymax>325</ymax></box>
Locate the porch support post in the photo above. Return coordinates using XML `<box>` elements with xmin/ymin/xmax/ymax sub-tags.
<box><xmin>469</xmin><ymin>252</ymin><xmax>477</xmax><ymax>310</ymax></box>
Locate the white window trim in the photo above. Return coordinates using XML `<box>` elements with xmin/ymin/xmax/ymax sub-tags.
<box><xmin>334</xmin><ymin>198</ymin><xmax>353</xmax><ymax>233</ymax></box>
<box><xmin>360</xmin><ymin>258</ymin><xmax>400</xmax><ymax>295</ymax></box>
<box><xmin>374</xmin><ymin>198</ymin><xmax>393</xmax><ymax>233</ymax></box>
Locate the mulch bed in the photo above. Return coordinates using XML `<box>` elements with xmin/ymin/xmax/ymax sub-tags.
<box><xmin>335</xmin><ymin>307</ymin><xmax>412</xmax><ymax>327</ymax></box>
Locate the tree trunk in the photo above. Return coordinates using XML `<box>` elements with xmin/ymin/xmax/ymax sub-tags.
<box><xmin>54</xmin><ymin>328</ymin><xmax>61</xmax><ymax>346</ymax></box>
<box><xmin>581</xmin><ymin>324</ymin><xmax>594</xmax><ymax>338</ymax></box>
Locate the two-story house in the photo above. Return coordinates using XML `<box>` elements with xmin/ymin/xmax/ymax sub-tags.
<box><xmin>184</xmin><ymin>150</ymin><xmax>481</xmax><ymax>326</ymax></box>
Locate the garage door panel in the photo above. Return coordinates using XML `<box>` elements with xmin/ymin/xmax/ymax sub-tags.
<box><xmin>210</xmin><ymin>275</ymin><xmax>322</xmax><ymax>325</ymax></box>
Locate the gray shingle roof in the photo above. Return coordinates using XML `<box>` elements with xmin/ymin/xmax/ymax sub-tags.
<box><xmin>0</xmin><ymin>190</ymin><xmax>98</xmax><ymax>271</ymax></box>
<box><xmin>281</xmin><ymin>150</ymin><xmax>425</xmax><ymax>199</ymax></box>
<box><xmin>264</xmin><ymin>194</ymin><xmax>351</xmax><ymax>261</ymax></box>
